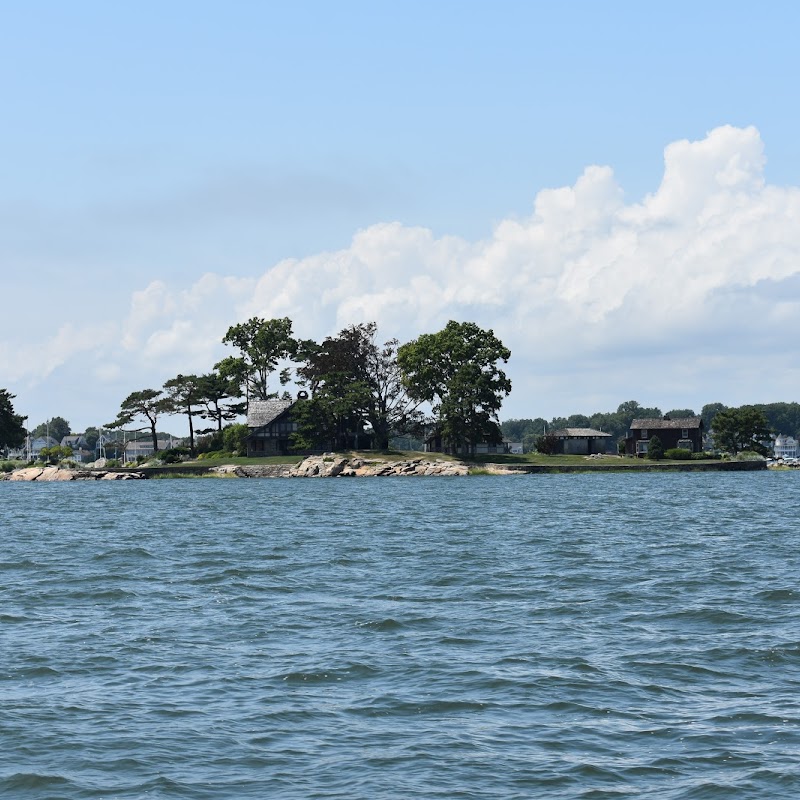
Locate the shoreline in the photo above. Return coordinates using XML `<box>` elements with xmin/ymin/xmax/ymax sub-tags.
<box><xmin>2</xmin><ymin>455</ymin><xmax>769</xmax><ymax>481</ymax></box>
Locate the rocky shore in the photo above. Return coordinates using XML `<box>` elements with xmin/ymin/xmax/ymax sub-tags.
<box><xmin>2</xmin><ymin>466</ymin><xmax>146</xmax><ymax>481</ymax></box>
<box><xmin>212</xmin><ymin>455</ymin><xmax>470</xmax><ymax>478</ymax></box>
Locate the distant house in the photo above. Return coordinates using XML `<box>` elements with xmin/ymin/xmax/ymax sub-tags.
<box><xmin>551</xmin><ymin>428</ymin><xmax>614</xmax><ymax>455</ymax></box>
<box><xmin>123</xmin><ymin>438</ymin><xmax>177</xmax><ymax>462</ymax></box>
<box><xmin>61</xmin><ymin>434</ymin><xmax>92</xmax><ymax>463</ymax></box>
<box><xmin>30</xmin><ymin>435</ymin><xmax>59</xmax><ymax>458</ymax></box>
<box><xmin>773</xmin><ymin>434</ymin><xmax>798</xmax><ymax>460</ymax></box>
<box><xmin>625</xmin><ymin>417</ymin><xmax>704</xmax><ymax>456</ymax></box>
<box><xmin>246</xmin><ymin>398</ymin><xmax>299</xmax><ymax>457</ymax></box>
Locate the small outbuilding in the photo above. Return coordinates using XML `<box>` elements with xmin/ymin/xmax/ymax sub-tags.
<box><xmin>550</xmin><ymin>428</ymin><xmax>614</xmax><ymax>455</ymax></box>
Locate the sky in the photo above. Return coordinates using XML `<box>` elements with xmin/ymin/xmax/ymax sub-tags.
<box><xmin>3</xmin><ymin>1</ymin><xmax>800</xmax><ymax>435</ymax></box>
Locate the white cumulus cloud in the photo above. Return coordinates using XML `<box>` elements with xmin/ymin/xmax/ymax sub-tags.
<box><xmin>3</xmin><ymin>125</ymin><xmax>799</xmax><ymax>427</ymax></box>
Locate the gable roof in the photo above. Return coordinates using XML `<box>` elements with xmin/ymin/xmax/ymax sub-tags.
<box><xmin>552</xmin><ymin>428</ymin><xmax>611</xmax><ymax>438</ymax></box>
<box><xmin>247</xmin><ymin>398</ymin><xmax>294</xmax><ymax>428</ymax></box>
<box><xmin>630</xmin><ymin>417</ymin><xmax>702</xmax><ymax>430</ymax></box>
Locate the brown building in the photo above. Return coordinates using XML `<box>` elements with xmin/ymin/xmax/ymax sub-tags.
<box><xmin>625</xmin><ymin>416</ymin><xmax>704</xmax><ymax>456</ymax></box>
<box><xmin>246</xmin><ymin>398</ymin><xmax>298</xmax><ymax>457</ymax></box>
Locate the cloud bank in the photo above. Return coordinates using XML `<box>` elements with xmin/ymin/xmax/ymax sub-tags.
<box><xmin>5</xmin><ymin>125</ymin><xmax>800</xmax><ymax>428</ymax></box>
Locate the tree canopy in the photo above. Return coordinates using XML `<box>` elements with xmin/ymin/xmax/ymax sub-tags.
<box><xmin>106</xmin><ymin>389</ymin><xmax>170</xmax><ymax>454</ymax></box>
<box><xmin>219</xmin><ymin>316</ymin><xmax>296</xmax><ymax>403</ymax></box>
<box><xmin>0</xmin><ymin>390</ymin><xmax>27</xmax><ymax>450</ymax></box>
<box><xmin>711</xmin><ymin>406</ymin><xmax>772</xmax><ymax>455</ymax></box>
<box><xmin>31</xmin><ymin>416</ymin><xmax>71</xmax><ymax>442</ymax></box>
<box><xmin>398</xmin><ymin>321</ymin><xmax>511</xmax><ymax>455</ymax></box>
<box><xmin>296</xmin><ymin>322</ymin><xmax>423</xmax><ymax>450</ymax></box>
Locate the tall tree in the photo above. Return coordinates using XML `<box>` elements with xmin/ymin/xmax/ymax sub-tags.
<box><xmin>163</xmin><ymin>374</ymin><xmax>203</xmax><ymax>456</ymax></box>
<box><xmin>196</xmin><ymin>371</ymin><xmax>244</xmax><ymax>433</ymax></box>
<box><xmin>219</xmin><ymin>316</ymin><xmax>296</xmax><ymax>404</ymax></box>
<box><xmin>0</xmin><ymin>390</ymin><xmax>27</xmax><ymax>450</ymax></box>
<box><xmin>711</xmin><ymin>406</ymin><xmax>772</xmax><ymax>455</ymax></box>
<box><xmin>32</xmin><ymin>416</ymin><xmax>71</xmax><ymax>442</ymax></box>
<box><xmin>297</xmin><ymin>322</ymin><xmax>423</xmax><ymax>450</ymax></box>
<box><xmin>398</xmin><ymin>321</ymin><xmax>511</xmax><ymax>455</ymax></box>
<box><xmin>106</xmin><ymin>389</ymin><xmax>170</xmax><ymax>454</ymax></box>
<box><xmin>701</xmin><ymin>402</ymin><xmax>727</xmax><ymax>432</ymax></box>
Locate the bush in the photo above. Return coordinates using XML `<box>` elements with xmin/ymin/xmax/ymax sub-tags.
<box><xmin>735</xmin><ymin>450</ymin><xmax>767</xmax><ymax>461</ymax></box>
<box><xmin>692</xmin><ymin>451</ymin><xmax>720</xmax><ymax>460</ymax></box>
<box><xmin>222</xmin><ymin>423</ymin><xmax>249</xmax><ymax>456</ymax></box>
<box><xmin>646</xmin><ymin>435</ymin><xmax>664</xmax><ymax>460</ymax></box>
<box><xmin>535</xmin><ymin>433</ymin><xmax>560</xmax><ymax>455</ymax></box>
<box><xmin>196</xmin><ymin>431</ymin><xmax>224</xmax><ymax>454</ymax></box>
<box><xmin>1</xmin><ymin>461</ymin><xmax>15</xmax><ymax>473</ymax></box>
<box><xmin>160</xmin><ymin>447</ymin><xmax>189</xmax><ymax>464</ymax></box>
<box><xmin>664</xmin><ymin>448</ymin><xmax>692</xmax><ymax>460</ymax></box>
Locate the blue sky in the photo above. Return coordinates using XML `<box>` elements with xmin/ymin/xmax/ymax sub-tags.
<box><xmin>3</xmin><ymin>1</ymin><xmax>800</xmax><ymax>435</ymax></box>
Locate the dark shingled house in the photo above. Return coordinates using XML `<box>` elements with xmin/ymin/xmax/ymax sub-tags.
<box><xmin>625</xmin><ymin>416</ymin><xmax>704</xmax><ymax>456</ymax></box>
<box><xmin>245</xmin><ymin>398</ymin><xmax>299</xmax><ymax>457</ymax></box>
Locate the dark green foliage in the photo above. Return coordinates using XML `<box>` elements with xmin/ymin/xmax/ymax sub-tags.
<box><xmin>701</xmin><ymin>402</ymin><xmax>727</xmax><ymax>432</ymax></box>
<box><xmin>535</xmin><ymin>433</ymin><xmax>560</xmax><ymax>455</ymax></box>
<box><xmin>296</xmin><ymin>322</ymin><xmax>422</xmax><ymax>451</ymax></box>
<box><xmin>195</xmin><ymin>371</ymin><xmax>244</xmax><ymax>433</ymax></box>
<box><xmin>664</xmin><ymin>409</ymin><xmax>696</xmax><ymax>419</ymax></box>
<box><xmin>647</xmin><ymin>435</ymin><xmax>664</xmax><ymax>460</ymax></box>
<box><xmin>398</xmin><ymin>321</ymin><xmax>511</xmax><ymax>455</ymax></box>
<box><xmin>159</xmin><ymin>447</ymin><xmax>189</xmax><ymax>464</ymax></box>
<box><xmin>711</xmin><ymin>406</ymin><xmax>771</xmax><ymax>455</ymax></box>
<box><xmin>163</xmin><ymin>374</ymin><xmax>203</xmax><ymax>455</ymax></box>
<box><xmin>222</xmin><ymin>423</ymin><xmax>249</xmax><ymax>456</ymax></box>
<box><xmin>31</xmin><ymin>416</ymin><xmax>71</xmax><ymax>442</ymax></box>
<box><xmin>106</xmin><ymin>389</ymin><xmax>170</xmax><ymax>454</ymax></box>
<box><xmin>664</xmin><ymin>447</ymin><xmax>692</xmax><ymax>459</ymax></box>
<box><xmin>0</xmin><ymin>390</ymin><xmax>27</xmax><ymax>449</ymax></box>
<box><xmin>220</xmin><ymin>316</ymin><xmax>296</xmax><ymax>402</ymax></box>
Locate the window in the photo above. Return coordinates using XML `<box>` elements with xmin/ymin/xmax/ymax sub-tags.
<box><xmin>681</xmin><ymin>428</ymin><xmax>689</xmax><ymax>438</ymax></box>
<box><xmin>637</xmin><ymin>441</ymin><xmax>649</xmax><ymax>454</ymax></box>
<box><xmin>640</xmin><ymin>429</ymin><xmax>648</xmax><ymax>439</ymax></box>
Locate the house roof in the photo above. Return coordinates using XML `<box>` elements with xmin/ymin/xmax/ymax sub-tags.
<box><xmin>247</xmin><ymin>398</ymin><xmax>294</xmax><ymax>428</ymax></box>
<box><xmin>630</xmin><ymin>417</ymin><xmax>702</xmax><ymax>430</ymax></box>
<box><xmin>552</xmin><ymin>428</ymin><xmax>611</xmax><ymax>438</ymax></box>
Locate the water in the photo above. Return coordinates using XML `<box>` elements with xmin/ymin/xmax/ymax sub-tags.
<box><xmin>2</xmin><ymin>471</ymin><xmax>799</xmax><ymax>799</ymax></box>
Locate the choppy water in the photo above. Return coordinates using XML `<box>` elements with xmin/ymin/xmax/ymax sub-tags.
<box><xmin>2</xmin><ymin>471</ymin><xmax>799</xmax><ymax>799</ymax></box>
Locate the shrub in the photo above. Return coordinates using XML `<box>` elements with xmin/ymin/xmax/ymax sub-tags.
<box><xmin>647</xmin><ymin>435</ymin><xmax>664</xmax><ymax>460</ymax></box>
<box><xmin>160</xmin><ymin>447</ymin><xmax>189</xmax><ymax>464</ymax></box>
<box><xmin>664</xmin><ymin>448</ymin><xmax>692</xmax><ymax>460</ymax></box>
<box><xmin>1</xmin><ymin>461</ymin><xmax>15</xmax><ymax>473</ymax></box>
<box><xmin>222</xmin><ymin>423</ymin><xmax>249</xmax><ymax>456</ymax></box>
<box><xmin>535</xmin><ymin>433</ymin><xmax>560</xmax><ymax>455</ymax></box>
<box><xmin>692</xmin><ymin>451</ymin><xmax>720</xmax><ymax>460</ymax></box>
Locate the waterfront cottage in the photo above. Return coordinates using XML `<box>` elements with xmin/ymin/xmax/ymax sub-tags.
<box><xmin>246</xmin><ymin>398</ymin><xmax>299</xmax><ymax>457</ymax></box>
<box><xmin>626</xmin><ymin>416</ymin><xmax>704</xmax><ymax>456</ymax></box>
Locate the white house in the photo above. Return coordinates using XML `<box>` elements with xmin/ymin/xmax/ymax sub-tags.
<box><xmin>773</xmin><ymin>434</ymin><xmax>798</xmax><ymax>460</ymax></box>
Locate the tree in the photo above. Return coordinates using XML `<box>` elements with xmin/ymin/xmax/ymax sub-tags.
<box><xmin>398</xmin><ymin>321</ymin><xmax>511</xmax><ymax>455</ymax></box>
<box><xmin>196</xmin><ymin>371</ymin><xmax>244</xmax><ymax>433</ymax></box>
<box><xmin>711</xmin><ymin>406</ymin><xmax>771</xmax><ymax>455</ymax></box>
<box><xmin>32</xmin><ymin>416</ymin><xmax>71</xmax><ymax>442</ymax></box>
<box><xmin>647</xmin><ymin>435</ymin><xmax>664</xmax><ymax>460</ymax></box>
<box><xmin>297</xmin><ymin>322</ymin><xmax>423</xmax><ymax>450</ymax></box>
<box><xmin>222</xmin><ymin>423</ymin><xmax>249</xmax><ymax>456</ymax></box>
<box><xmin>163</xmin><ymin>374</ymin><xmax>203</xmax><ymax>456</ymax></box>
<box><xmin>106</xmin><ymin>389</ymin><xmax>170</xmax><ymax>454</ymax></box>
<box><xmin>219</xmin><ymin>316</ymin><xmax>296</xmax><ymax>404</ymax></box>
<box><xmin>0</xmin><ymin>390</ymin><xmax>27</xmax><ymax>450</ymax></box>
<box><xmin>664</xmin><ymin>409</ymin><xmax>696</xmax><ymax>419</ymax></box>
<box><xmin>701</xmin><ymin>402</ymin><xmax>727</xmax><ymax>432</ymax></box>
<box><xmin>83</xmin><ymin>426</ymin><xmax>100</xmax><ymax>451</ymax></box>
